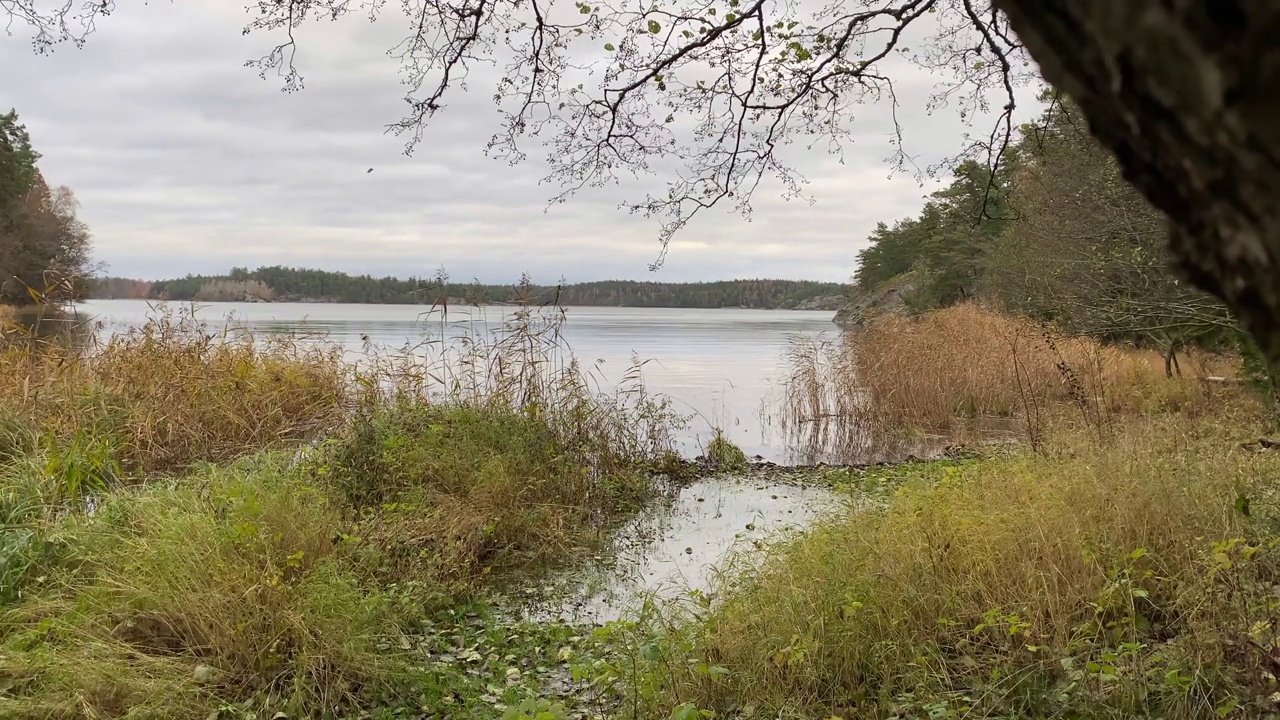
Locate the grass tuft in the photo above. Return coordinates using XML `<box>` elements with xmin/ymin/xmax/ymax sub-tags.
<box><xmin>703</xmin><ymin>428</ymin><xmax>749</xmax><ymax>472</ymax></box>
<box><xmin>0</xmin><ymin>455</ymin><xmax>409</xmax><ymax>719</ymax></box>
<box><xmin>324</xmin><ymin>401</ymin><xmax>662</xmax><ymax>594</ymax></box>
<box><xmin>647</xmin><ymin>404</ymin><xmax>1280</xmax><ymax>719</ymax></box>
<box><xmin>0</xmin><ymin>306</ymin><xmax>348</xmax><ymax>477</ymax></box>
<box><xmin>0</xmin><ymin>299</ymin><xmax>684</xmax><ymax>718</ymax></box>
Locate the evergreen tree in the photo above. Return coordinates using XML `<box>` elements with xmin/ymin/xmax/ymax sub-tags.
<box><xmin>0</xmin><ymin>110</ymin><xmax>93</xmax><ymax>305</ymax></box>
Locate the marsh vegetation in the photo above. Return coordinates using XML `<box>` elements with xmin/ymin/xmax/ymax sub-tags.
<box><xmin>0</xmin><ymin>301</ymin><xmax>688</xmax><ymax>719</ymax></box>
<box><xmin>642</xmin><ymin>305</ymin><xmax>1280</xmax><ymax>720</ymax></box>
<box><xmin>5</xmin><ymin>35</ymin><xmax>1280</xmax><ymax>720</ymax></box>
<box><xmin>4</xmin><ymin>290</ymin><xmax>1278</xmax><ymax>720</ymax></box>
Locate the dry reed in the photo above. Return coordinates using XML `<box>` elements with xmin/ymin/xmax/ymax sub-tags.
<box><xmin>323</xmin><ymin>301</ymin><xmax>682</xmax><ymax>591</ymax></box>
<box><xmin>0</xmin><ymin>298</ymin><xmax>683</xmax><ymax>719</ymax></box>
<box><xmin>0</xmin><ymin>305</ymin><xmax>348</xmax><ymax>475</ymax></box>
<box><xmin>784</xmin><ymin>304</ymin><xmax>1244</xmax><ymax>443</ymax></box>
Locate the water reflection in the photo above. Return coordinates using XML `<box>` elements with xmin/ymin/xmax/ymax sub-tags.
<box><xmin>1</xmin><ymin>304</ymin><xmax>97</xmax><ymax>353</ymax></box>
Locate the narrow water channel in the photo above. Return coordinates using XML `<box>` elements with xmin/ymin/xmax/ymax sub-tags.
<box><xmin>539</xmin><ymin>475</ymin><xmax>844</xmax><ymax>624</ymax></box>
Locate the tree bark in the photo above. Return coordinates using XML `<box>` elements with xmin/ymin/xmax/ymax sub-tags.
<box><xmin>995</xmin><ymin>0</ymin><xmax>1280</xmax><ymax>357</ymax></box>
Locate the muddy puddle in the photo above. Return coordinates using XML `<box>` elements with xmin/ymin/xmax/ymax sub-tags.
<box><xmin>529</xmin><ymin>475</ymin><xmax>843</xmax><ymax>624</ymax></box>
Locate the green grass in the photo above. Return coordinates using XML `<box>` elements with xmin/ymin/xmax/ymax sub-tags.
<box><xmin>0</xmin><ymin>303</ymin><xmax>684</xmax><ymax>719</ymax></box>
<box><xmin>703</xmin><ymin>429</ymin><xmax>749</xmax><ymax>472</ymax></box>
<box><xmin>635</xmin><ymin>415</ymin><xmax>1280</xmax><ymax>719</ymax></box>
<box><xmin>0</xmin><ymin>454</ymin><xmax>407</xmax><ymax>719</ymax></box>
<box><xmin>0</xmin><ymin>414</ymin><xmax>668</xmax><ymax>719</ymax></box>
<box><xmin>320</xmin><ymin>400</ymin><xmax>666</xmax><ymax>596</ymax></box>
<box><xmin>9</xmin><ymin>300</ymin><xmax>1273</xmax><ymax>720</ymax></box>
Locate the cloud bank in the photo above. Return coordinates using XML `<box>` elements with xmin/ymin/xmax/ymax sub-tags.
<box><xmin>1</xmin><ymin>2</ymin><xmax>1028</xmax><ymax>283</ymax></box>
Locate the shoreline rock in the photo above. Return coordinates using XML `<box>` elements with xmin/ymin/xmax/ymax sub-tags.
<box><xmin>833</xmin><ymin>272</ymin><xmax>918</xmax><ymax>326</ymax></box>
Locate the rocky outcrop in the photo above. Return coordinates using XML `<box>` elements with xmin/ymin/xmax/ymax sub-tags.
<box><xmin>792</xmin><ymin>294</ymin><xmax>848</xmax><ymax>311</ymax></box>
<box><xmin>833</xmin><ymin>274</ymin><xmax>917</xmax><ymax>327</ymax></box>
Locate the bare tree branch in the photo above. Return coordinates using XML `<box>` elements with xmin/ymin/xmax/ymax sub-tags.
<box><xmin>3</xmin><ymin>0</ymin><xmax>1035</xmax><ymax>267</ymax></box>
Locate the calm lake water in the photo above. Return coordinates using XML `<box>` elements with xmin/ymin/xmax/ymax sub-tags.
<box><xmin>75</xmin><ymin>299</ymin><xmax>840</xmax><ymax>463</ymax></box>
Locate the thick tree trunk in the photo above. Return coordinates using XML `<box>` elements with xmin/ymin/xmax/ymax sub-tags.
<box><xmin>995</xmin><ymin>1</ymin><xmax>1280</xmax><ymax>357</ymax></box>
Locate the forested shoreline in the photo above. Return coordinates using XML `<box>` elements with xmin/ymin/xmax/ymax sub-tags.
<box><xmin>91</xmin><ymin>270</ymin><xmax>850</xmax><ymax>310</ymax></box>
<box><xmin>841</xmin><ymin>93</ymin><xmax>1258</xmax><ymax>367</ymax></box>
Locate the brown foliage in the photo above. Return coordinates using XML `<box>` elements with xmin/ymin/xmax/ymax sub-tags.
<box><xmin>0</xmin><ymin>177</ymin><xmax>92</xmax><ymax>306</ymax></box>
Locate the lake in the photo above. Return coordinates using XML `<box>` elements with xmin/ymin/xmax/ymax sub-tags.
<box><xmin>76</xmin><ymin>299</ymin><xmax>842</xmax><ymax>463</ymax></box>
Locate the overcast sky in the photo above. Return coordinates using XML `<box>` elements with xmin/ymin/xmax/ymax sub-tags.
<box><xmin>1</xmin><ymin>2</ymin><xmax>1034</xmax><ymax>283</ymax></box>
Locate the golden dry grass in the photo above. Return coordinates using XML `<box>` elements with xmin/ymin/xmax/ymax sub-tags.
<box><xmin>648</xmin><ymin>413</ymin><xmax>1280</xmax><ymax>719</ymax></box>
<box><xmin>785</xmin><ymin>304</ymin><xmax>1248</xmax><ymax>441</ymax></box>
<box><xmin>324</xmin><ymin>401</ymin><xmax>666</xmax><ymax>594</ymax></box>
<box><xmin>0</xmin><ymin>302</ymin><xmax>682</xmax><ymax>719</ymax></box>
<box><xmin>0</xmin><ymin>307</ymin><xmax>348</xmax><ymax>475</ymax></box>
<box><xmin>644</xmin><ymin>305</ymin><xmax>1275</xmax><ymax>719</ymax></box>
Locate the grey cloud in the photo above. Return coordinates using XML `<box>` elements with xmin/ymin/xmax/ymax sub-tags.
<box><xmin>1</xmin><ymin>1</ymin><xmax>1030</xmax><ymax>284</ymax></box>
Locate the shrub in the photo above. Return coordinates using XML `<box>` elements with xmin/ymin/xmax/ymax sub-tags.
<box><xmin>321</xmin><ymin>301</ymin><xmax>682</xmax><ymax>593</ymax></box>
<box><xmin>323</xmin><ymin>400</ymin><xmax>661</xmax><ymax>593</ymax></box>
<box><xmin>1239</xmin><ymin>330</ymin><xmax>1280</xmax><ymax>414</ymax></box>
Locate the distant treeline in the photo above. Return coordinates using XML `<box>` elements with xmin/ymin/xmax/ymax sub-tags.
<box><xmin>90</xmin><ymin>266</ymin><xmax>851</xmax><ymax>310</ymax></box>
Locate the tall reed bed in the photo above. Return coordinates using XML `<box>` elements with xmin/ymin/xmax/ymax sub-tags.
<box><xmin>324</xmin><ymin>300</ymin><xmax>684</xmax><ymax>591</ymax></box>
<box><xmin>635</xmin><ymin>307</ymin><xmax>1273</xmax><ymax>720</ymax></box>
<box><xmin>0</xmin><ymin>305</ymin><xmax>348</xmax><ymax>476</ymax></box>
<box><xmin>782</xmin><ymin>304</ymin><xmax>1244</xmax><ymax>448</ymax></box>
<box><xmin>356</xmin><ymin>299</ymin><xmax>680</xmax><ymax>482</ymax></box>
